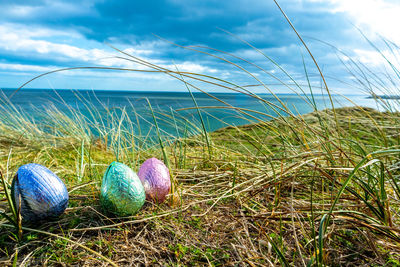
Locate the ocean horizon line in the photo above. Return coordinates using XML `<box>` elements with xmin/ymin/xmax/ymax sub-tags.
<box><xmin>0</xmin><ymin>87</ymin><xmax>368</xmax><ymax>97</ymax></box>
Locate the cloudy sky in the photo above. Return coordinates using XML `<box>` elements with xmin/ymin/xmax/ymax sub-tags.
<box><xmin>1</xmin><ymin>0</ymin><xmax>399</xmax><ymax>93</ymax></box>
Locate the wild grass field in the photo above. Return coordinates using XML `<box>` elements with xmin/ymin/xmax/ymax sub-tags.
<box><xmin>1</xmin><ymin>4</ymin><xmax>400</xmax><ymax>266</ymax></box>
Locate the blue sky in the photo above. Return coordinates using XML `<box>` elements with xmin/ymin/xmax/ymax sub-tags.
<box><xmin>1</xmin><ymin>0</ymin><xmax>399</xmax><ymax>94</ymax></box>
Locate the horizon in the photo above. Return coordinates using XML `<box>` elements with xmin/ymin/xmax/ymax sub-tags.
<box><xmin>1</xmin><ymin>1</ymin><xmax>399</xmax><ymax>95</ymax></box>
<box><xmin>0</xmin><ymin>87</ymin><xmax>370</xmax><ymax>96</ymax></box>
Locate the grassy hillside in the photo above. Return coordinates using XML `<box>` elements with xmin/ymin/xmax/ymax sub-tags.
<box><xmin>0</xmin><ymin>105</ymin><xmax>399</xmax><ymax>266</ymax></box>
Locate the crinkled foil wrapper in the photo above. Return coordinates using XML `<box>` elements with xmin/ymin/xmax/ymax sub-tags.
<box><xmin>101</xmin><ymin>162</ymin><xmax>145</xmax><ymax>216</ymax></box>
<box><xmin>138</xmin><ymin>158</ymin><xmax>171</xmax><ymax>203</ymax></box>
<box><xmin>12</xmin><ymin>163</ymin><xmax>69</xmax><ymax>222</ymax></box>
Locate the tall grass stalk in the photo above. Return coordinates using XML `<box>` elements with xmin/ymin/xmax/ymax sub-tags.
<box><xmin>174</xmin><ymin>64</ymin><xmax>212</xmax><ymax>159</ymax></box>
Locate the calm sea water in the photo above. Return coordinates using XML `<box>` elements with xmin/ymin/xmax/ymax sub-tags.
<box><xmin>0</xmin><ymin>89</ymin><xmax>386</xmax><ymax>137</ymax></box>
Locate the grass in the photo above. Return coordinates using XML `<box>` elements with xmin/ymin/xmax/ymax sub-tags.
<box><xmin>0</xmin><ymin>100</ymin><xmax>399</xmax><ymax>266</ymax></box>
<box><xmin>1</xmin><ymin>5</ymin><xmax>400</xmax><ymax>266</ymax></box>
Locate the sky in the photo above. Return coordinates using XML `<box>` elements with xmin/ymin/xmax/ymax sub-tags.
<box><xmin>1</xmin><ymin>0</ymin><xmax>400</xmax><ymax>94</ymax></box>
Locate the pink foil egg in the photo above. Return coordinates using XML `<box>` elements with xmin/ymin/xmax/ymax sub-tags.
<box><xmin>138</xmin><ymin>158</ymin><xmax>171</xmax><ymax>203</ymax></box>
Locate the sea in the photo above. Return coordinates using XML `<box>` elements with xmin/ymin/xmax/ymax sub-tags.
<box><xmin>0</xmin><ymin>88</ymin><xmax>390</xmax><ymax>138</ymax></box>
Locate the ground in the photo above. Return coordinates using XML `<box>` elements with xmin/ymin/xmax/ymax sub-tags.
<box><xmin>1</xmin><ymin>106</ymin><xmax>400</xmax><ymax>266</ymax></box>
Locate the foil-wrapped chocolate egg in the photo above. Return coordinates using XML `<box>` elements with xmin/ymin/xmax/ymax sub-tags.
<box><xmin>100</xmin><ymin>162</ymin><xmax>145</xmax><ymax>216</ymax></box>
<box><xmin>138</xmin><ymin>158</ymin><xmax>171</xmax><ymax>203</ymax></box>
<box><xmin>11</xmin><ymin>163</ymin><xmax>69</xmax><ymax>222</ymax></box>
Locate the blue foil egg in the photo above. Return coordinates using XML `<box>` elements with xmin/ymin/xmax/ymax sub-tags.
<box><xmin>11</xmin><ymin>163</ymin><xmax>69</xmax><ymax>222</ymax></box>
<box><xmin>100</xmin><ymin>162</ymin><xmax>145</xmax><ymax>216</ymax></box>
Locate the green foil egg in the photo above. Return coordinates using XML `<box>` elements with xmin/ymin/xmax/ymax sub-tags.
<box><xmin>100</xmin><ymin>162</ymin><xmax>145</xmax><ymax>216</ymax></box>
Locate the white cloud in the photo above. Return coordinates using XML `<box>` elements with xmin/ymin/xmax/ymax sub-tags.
<box><xmin>321</xmin><ymin>0</ymin><xmax>400</xmax><ymax>44</ymax></box>
<box><xmin>0</xmin><ymin>23</ymin><xmax>219</xmax><ymax>90</ymax></box>
<box><xmin>0</xmin><ymin>1</ymin><xmax>96</xmax><ymax>20</ymax></box>
<box><xmin>0</xmin><ymin>23</ymin><xmax>155</xmax><ymax>70</ymax></box>
<box><xmin>305</xmin><ymin>0</ymin><xmax>400</xmax><ymax>79</ymax></box>
<box><xmin>164</xmin><ymin>62</ymin><xmax>210</xmax><ymax>73</ymax></box>
<box><xmin>0</xmin><ymin>24</ymin><xmax>110</xmax><ymax>62</ymax></box>
<box><xmin>353</xmin><ymin>48</ymin><xmax>400</xmax><ymax>68</ymax></box>
<box><xmin>0</xmin><ymin>23</ymin><xmax>217</xmax><ymax>76</ymax></box>
<box><xmin>0</xmin><ymin>23</ymin><xmax>80</xmax><ymax>39</ymax></box>
<box><xmin>0</xmin><ymin>63</ymin><xmax>53</xmax><ymax>72</ymax></box>
<box><xmin>123</xmin><ymin>47</ymin><xmax>154</xmax><ymax>56</ymax></box>
<box><xmin>7</xmin><ymin>5</ymin><xmax>37</xmax><ymax>17</ymax></box>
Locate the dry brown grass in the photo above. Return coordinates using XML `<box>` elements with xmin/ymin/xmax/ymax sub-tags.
<box><xmin>0</xmin><ymin>106</ymin><xmax>400</xmax><ymax>266</ymax></box>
